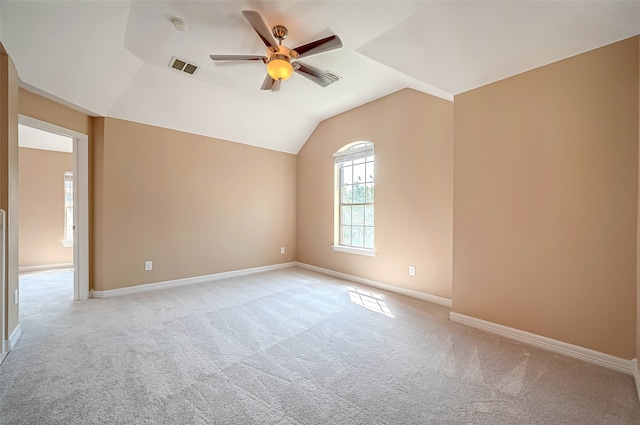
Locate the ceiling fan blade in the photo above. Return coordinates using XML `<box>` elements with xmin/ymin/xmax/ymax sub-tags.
<box><xmin>210</xmin><ymin>55</ymin><xmax>267</xmax><ymax>62</ymax></box>
<box><xmin>242</xmin><ymin>10</ymin><xmax>278</xmax><ymax>51</ymax></box>
<box><xmin>271</xmin><ymin>80</ymin><xmax>281</xmax><ymax>92</ymax></box>
<box><xmin>291</xmin><ymin>35</ymin><xmax>343</xmax><ymax>59</ymax></box>
<box><xmin>293</xmin><ymin>62</ymin><xmax>332</xmax><ymax>87</ymax></box>
<box><xmin>260</xmin><ymin>74</ymin><xmax>275</xmax><ymax>90</ymax></box>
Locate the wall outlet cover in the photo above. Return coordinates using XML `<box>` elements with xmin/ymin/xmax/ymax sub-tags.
<box><xmin>145</xmin><ymin>261</ymin><xmax>153</xmax><ymax>271</ymax></box>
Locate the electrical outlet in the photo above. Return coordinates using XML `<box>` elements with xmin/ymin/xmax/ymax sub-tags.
<box><xmin>280</xmin><ymin>247</ymin><xmax>285</xmax><ymax>254</ymax></box>
<box><xmin>145</xmin><ymin>261</ymin><xmax>153</xmax><ymax>271</ymax></box>
<box><xmin>409</xmin><ymin>265</ymin><xmax>416</xmax><ymax>276</ymax></box>
<box><xmin>14</xmin><ymin>289</ymin><xmax>18</xmax><ymax>305</ymax></box>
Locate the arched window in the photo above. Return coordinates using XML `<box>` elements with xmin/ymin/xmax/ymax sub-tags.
<box><xmin>333</xmin><ymin>142</ymin><xmax>375</xmax><ymax>256</ymax></box>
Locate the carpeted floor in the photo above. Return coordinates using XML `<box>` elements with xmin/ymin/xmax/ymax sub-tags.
<box><xmin>17</xmin><ymin>268</ymin><xmax>74</xmax><ymax>320</ymax></box>
<box><xmin>1</xmin><ymin>267</ymin><xmax>639</xmax><ymax>424</ymax></box>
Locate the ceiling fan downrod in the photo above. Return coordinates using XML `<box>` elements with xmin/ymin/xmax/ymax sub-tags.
<box><xmin>272</xmin><ymin>25</ymin><xmax>288</xmax><ymax>44</ymax></box>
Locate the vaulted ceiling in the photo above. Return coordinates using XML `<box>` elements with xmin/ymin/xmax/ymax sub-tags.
<box><xmin>1</xmin><ymin>1</ymin><xmax>639</xmax><ymax>154</ymax></box>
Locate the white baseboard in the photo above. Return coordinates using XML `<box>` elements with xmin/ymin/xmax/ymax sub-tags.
<box><xmin>633</xmin><ymin>359</ymin><xmax>640</xmax><ymax>402</ymax></box>
<box><xmin>91</xmin><ymin>262</ymin><xmax>297</xmax><ymax>298</ymax></box>
<box><xmin>7</xmin><ymin>324</ymin><xmax>22</xmax><ymax>350</ymax></box>
<box><xmin>19</xmin><ymin>263</ymin><xmax>73</xmax><ymax>273</ymax></box>
<box><xmin>450</xmin><ymin>312</ymin><xmax>632</xmax><ymax>375</ymax></box>
<box><xmin>296</xmin><ymin>262</ymin><xmax>452</xmax><ymax>308</ymax></box>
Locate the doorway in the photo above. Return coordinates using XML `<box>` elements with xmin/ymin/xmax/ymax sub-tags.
<box><xmin>17</xmin><ymin>116</ymin><xmax>89</xmax><ymax>302</ymax></box>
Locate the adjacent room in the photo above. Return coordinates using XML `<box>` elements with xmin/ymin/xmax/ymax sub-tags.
<box><xmin>18</xmin><ymin>123</ymin><xmax>76</xmax><ymax>318</ymax></box>
<box><xmin>0</xmin><ymin>1</ymin><xmax>639</xmax><ymax>423</ymax></box>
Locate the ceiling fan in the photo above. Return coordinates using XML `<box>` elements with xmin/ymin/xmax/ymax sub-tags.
<box><xmin>209</xmin><ymin>10</ymin><xmax>343</xmax><ymax>91</ymax></box>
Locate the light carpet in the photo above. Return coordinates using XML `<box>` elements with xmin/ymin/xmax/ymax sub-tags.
<box><xmin>0</xmin><ymin>267</ymin><xmax>638</xmax><ymax>424</ymax></box>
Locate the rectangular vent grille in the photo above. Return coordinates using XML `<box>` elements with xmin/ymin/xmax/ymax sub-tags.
<box><xmin>322</xmin><ymin>71</ymin><xmax>341</xmax><ymax>84</ymax></box>
<box><xmin>169</xmin><ymin>57</ymin><xmax>199</xmax><ymax>75</ymax></box>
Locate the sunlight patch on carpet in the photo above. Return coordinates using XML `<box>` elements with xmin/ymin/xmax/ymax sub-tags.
<box><xmin>348</xmin><ymin>286</ymin><xmax>393</xmax><ymax>317</ymax></box>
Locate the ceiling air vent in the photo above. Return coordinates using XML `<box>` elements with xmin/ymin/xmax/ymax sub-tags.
<box><xmin>322</xmin><ymin>71</ymin><xmax>341</xmax><ymax>84</ymax></box>
<box><xmin>169</xmin><ymin>57</ymin><xmax>199</xmax><ymax>75</ymax></box>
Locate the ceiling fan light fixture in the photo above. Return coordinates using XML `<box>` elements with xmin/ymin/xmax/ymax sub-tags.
<box><xmin>267</xmin><ymin>58</ymin><xmax>293</xmax><ymax>81</ymax></box>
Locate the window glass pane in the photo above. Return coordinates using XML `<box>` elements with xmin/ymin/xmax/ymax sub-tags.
<box><xmin>365</xmin><ymin>227</ymin><xmax>374</xmax><ymax>249</ymax></box>
<box><xmin>352</xmin><ymin>226</ymin><xmax>364</xmax><ymax>247</ymax></box>
<box><xmin>66</xmin><ymin>208</ymin><xmax>73</xmax><ymax>241</ymax></box>
<box><xmin>353</xmin><ymin>184</ymin><xmax>365</xmax><ymax>203</ymax></box>
<box><xmin>341</xmin><ymin>165</ymin><xmax>353</xmax><ymax>185</ymax></box>
<box><xmin>353</xmin><ymin>163</ymin><xmax>365</xmax><ymax>184</ymax></box>
<box><xmin>341</xmin><ymin>185</ymin><xmax>352</xmax><ymax>204</ymax></box>
<box><xmin>352</xmin><ymin>205</ymin><xmax>364</xmax><ymax>226</ymax></box>
<box><xmin>353</xmin><ymin>156</ymin><xmax>365</xmax><ymax>165</ymax></box>
<box><xmin>340</xmin><ymin>226</ymin><xmax>351</xmax><ymax>246</ymax></box>
<box><xmin>366</xmin><ymin>162</ymin><xmax>374</xmax><ymax>182</ymax></box>
<box><xmin>65</xmin><ymin>181</ymin><xmax>73</xmax><ymax>206</ymax></box>
<box><xmin>340</xmin><ymin>206</ymin><xmax>352</xmax><ymax>225</ymax></box>
<box><xmin>366</xmin><ymin>183</ymin><xmax>374</xmax><ymax>203</ymax></box>
<box><xmin>365</xmin><ymin>205</ymin><xmax>374</xmax><ymax>226</ymax></box>
<box><xmin>64</xmin><ymin>172</ymin><xmax>73</xmax><ymax>242</ymax></box>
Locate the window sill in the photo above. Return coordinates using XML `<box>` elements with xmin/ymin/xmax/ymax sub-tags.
<box><xmin>332</xmin><ymin>245</ymin><xmax>376</xmax><ymax>257</ymax></box>
<box><xmin>62</xmin><ymin>241</ymin><xmax>73</xmax><ymax>248</ymax></box>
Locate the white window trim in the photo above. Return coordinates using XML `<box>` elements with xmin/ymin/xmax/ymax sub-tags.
<box><xmin>334</xmin><ymin>142</ymin><xmax>375</xmax><ymax>253</ymax></box>
<box><xmin>333</xmin><ymin>143</ymin><xmax>373</xmax><ymax>159</ymax></box>
<box><xmin>332</xmin><ymin>245</ymin><xmax>376</xmax><ymax>256</ymax></box>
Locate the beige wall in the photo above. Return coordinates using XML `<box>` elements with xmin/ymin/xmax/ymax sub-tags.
<box><xmin>297</xmin><ymin>88</ymin><xmax>454</xmax><ymax>298</ymax></box>
<box><xmin>18</xmin><ymin>147</ymin><xmax>73</xmax><ymax>267</ymax></box>
<box><xmin>93</xmin><ymin>118</ymin><xmax>296</xmax><ymax>291</ymax></box>
<box><xmin>453</xmin><ymin>37</ymin><xmax>639</xmax><ymax>359</ymax></box>
<box><xmin>0</xmin><ymin>43</ymin><xmax>19</xmax><ymax>340</ymax></box>
<box><xmin>18</xmin><ymin>88</ymin><xmax>91</xmax><ymax>136</ymax></box>
<box><xmin>17</xmin><ymin>90</ymin><xmax>297</xmax><ymax>293</ymax></box>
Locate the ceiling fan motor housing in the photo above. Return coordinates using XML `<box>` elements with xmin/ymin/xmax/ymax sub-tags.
<box><xmin>268</xmin><ymin>45</ymin><xmax>295</xmax><ymax>63</ymax></box>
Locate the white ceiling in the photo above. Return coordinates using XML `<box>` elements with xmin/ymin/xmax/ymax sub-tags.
<box><xmin>1</xmin><ymin>1</ymin><xmax>639</xmax><ymax>154</ymax></box>
<box><xmin>18</xmin><ymin>124</ymin><xmax>73</xmax><ymax>153</ymax></box>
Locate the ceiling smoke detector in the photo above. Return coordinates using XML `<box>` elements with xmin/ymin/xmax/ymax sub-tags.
<box><xmin>171</xmin><ymin>17</ymin><xmax>188</xmax><ymax>31</ymax></box>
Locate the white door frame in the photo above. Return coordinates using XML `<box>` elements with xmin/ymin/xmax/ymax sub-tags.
<box><xmin>18</xmin><ymin>115</ymin><xmax>89</xmax><ymax>301</ymax></box>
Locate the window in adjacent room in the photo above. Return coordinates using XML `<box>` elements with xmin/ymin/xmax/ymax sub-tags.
<box><xmin>333</xmin><ymin>142</ymin><xmax>375</xmax><ymax>256</ymax></box>
<box><xmin>63</xmin><ymin>171</ymin><xmax>73</xmax><ymax>247</ymax></box>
